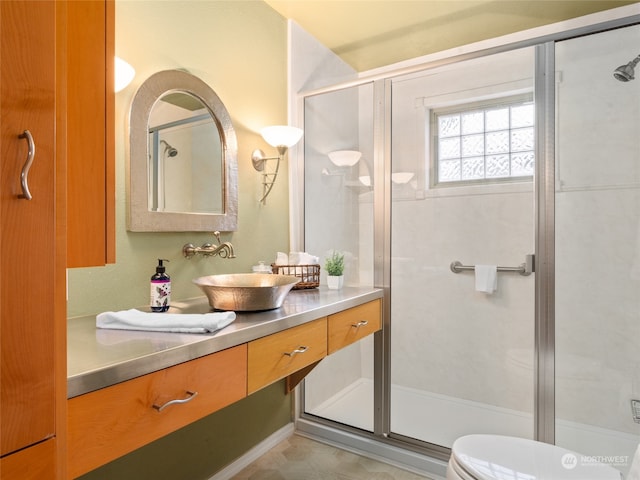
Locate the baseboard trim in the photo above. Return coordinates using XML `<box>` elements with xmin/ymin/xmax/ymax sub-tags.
<box><xmin>208</xmin><ymin>423</ymin><xmax>295</xmax><ymax>480</ymax></box>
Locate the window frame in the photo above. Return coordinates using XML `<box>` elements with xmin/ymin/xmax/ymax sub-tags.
<box><xmin>430</xmin><ymin>93</ymin><xmax>535</xmax><ymax>188</ymax></box>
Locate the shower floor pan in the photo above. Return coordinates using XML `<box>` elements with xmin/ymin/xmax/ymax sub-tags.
<box><xmin>307</xmin><ymin>378</ymin><xmax>638</xmax><ymax>477</ymax></box>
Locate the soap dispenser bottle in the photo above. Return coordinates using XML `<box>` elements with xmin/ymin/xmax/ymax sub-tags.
<box><xmin>150</xmin><ymin>259</ymin><xmax>171</xmax><ymax>312</ymax></box>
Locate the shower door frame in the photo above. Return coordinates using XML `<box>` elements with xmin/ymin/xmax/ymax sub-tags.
<box><xmin>293</xmin><ymin>9</ymin><xmax>640</xmax><ymax>476</ymax></box>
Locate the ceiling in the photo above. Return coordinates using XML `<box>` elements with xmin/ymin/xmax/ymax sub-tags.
<box><xmin>265</xmin><ymin>0</ymin><xmax>636</xmax><ymax>71</ymax></box>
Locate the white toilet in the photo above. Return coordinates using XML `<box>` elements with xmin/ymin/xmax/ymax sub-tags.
<box><xmin>447</xmin><ymin>434</ymin><xmax>622</xmax><ymax>480</ymax></box>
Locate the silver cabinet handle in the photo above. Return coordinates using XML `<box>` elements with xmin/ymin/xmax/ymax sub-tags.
<box><xmin>351</xmin><ymin>320</ymin><xmax>368</xmax><ymax>328</ymax></box>
<box><xmin>18</xmin><ymin>130</ymin><xmax>35</xmax><ymax>200</ymax></box>
<box><xmin>152</xmin><ymin>390</ymin><xmax>198</xmax><ymax>412</ymax></box>
<box><xmin>284</xmin><ymin>346</ymin><xmax>308</xmax><ymax>357</ymax></box>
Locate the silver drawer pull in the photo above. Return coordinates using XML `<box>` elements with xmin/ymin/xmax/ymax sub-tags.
<box><xmin>351</xmin><ymin>320</ymin><xmax>368</xmax><ymax>328</ymax></box>
<box><xmin>284</xmin><ymin>346</ymin><xmax>308</xmax><ymax>357</ymax></box>
<box><xmin>152</xmin><ymin>390</ymin><xmax>198</xmax><ymax>412</ymax></box>
<box><xmin>18</xmin><ymin>130</ymin><xmax>35</xmax><ymax>200</ymax></box>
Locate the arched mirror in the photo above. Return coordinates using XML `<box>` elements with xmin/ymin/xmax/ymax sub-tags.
<box><xmin>128</xmin><ymin>70</ymin><xmax>238</xmax><ymax>231</ymax></box>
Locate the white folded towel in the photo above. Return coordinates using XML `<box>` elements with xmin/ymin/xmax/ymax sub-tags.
<box><xmin>275</xmin><ymin>252</ymin><xmax>288</xmax><ymax>266</ymax></box>
<box><xmin>275</xmin><ymin>251</ymin><xmax>319</xmax><ymax>266</ymax></box>
<box><xmin>96</xmin><ymin>309</ymin><xmax>235</xmax><ymax>334</ymax></box>
<box><xmin>475</xmin><ymin>265</ymin><xmax>497</xmax><ymax>294</ymax></box>
<box><xmin>288</xmin><ymin>252</ymin><xmax>303</xmax><ymax>265</ymax></box>
<box><xmin>299</xmin><ymin>252</ymin><xmax>319</xmax><ymax>264</ymax></box>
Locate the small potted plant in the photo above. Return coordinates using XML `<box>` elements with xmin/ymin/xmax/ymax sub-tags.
<box><xmin>325</xmin><ymin>250</ymin><xmax>344</xmax><ymax>290</ymax></box>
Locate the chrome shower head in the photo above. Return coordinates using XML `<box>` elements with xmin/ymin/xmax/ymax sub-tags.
<box><xmin>160</xmin><ymin>139</ymin><xmax>178</xmax><ymax>157</ymax></box>
<box><xmin>614</xmin><ymin>54</ymin><xmax>640</xmax><ymax>82</ymax></box>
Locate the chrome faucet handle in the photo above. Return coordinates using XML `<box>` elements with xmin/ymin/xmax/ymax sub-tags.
<box><xmin>183</xmin><ymin>243</ymin><xmax>197</xmax><ymax>259</ymax></box>
<box><xmin>201</xmin><ymin>243</ymin><xmax>214</xmax><ymax>256</ymax></box>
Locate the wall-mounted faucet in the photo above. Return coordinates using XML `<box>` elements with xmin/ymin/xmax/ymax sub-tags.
<box><xmin>182</xmin><ymin>231</ymin><xmax>236</xmax><ymax>259</ymax></box>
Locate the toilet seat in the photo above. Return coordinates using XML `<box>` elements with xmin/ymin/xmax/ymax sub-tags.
<box><xmin>448</xmin><ymin>435</ymin><xmax>621</xmax><ymax>480</ymax></box>
<box><xmin>447</xmin><ymin>453</ymin><xmax>481</xmax><ymax>480</ymax></box>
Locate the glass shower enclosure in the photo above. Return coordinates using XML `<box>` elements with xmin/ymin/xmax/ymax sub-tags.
<box><xmin>298</xmin><ymin>14</ymin><xmax>640</xmax><ymax>479</ymax></box>
<box><xmin>554</xmin><ymin>24</ymin><xmax>640</xmax><ymax>476</ymax></box>
<box><xmin>388</xmin><ymin>46</ymin><xmax>536</xmax><ymax>449</ymax></box>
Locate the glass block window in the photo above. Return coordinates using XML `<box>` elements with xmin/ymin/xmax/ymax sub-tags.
<box><xmin>433</xmin><ymin>95</ymin><xmax>534</xmax><ymax>185</ymax></box>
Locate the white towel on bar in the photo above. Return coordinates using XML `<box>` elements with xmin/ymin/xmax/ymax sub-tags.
<box><xmin>96</xmin><ymin>309</ymin><xmax>236</xmax><ymax>334</ymax></box>
<box><xmin>475</xmin><ymin>265</ymin><xmax>497</xmax><ymax>294</ymax></box>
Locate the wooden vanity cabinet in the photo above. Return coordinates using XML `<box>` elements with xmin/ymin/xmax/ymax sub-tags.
<box><xmin>66</xmin><ymin>0</ymin><xmax>115</xmax><ymax>268</ymax></box>
<box><xmin>67</xmin><ymin>345</ymin><xmax>247</xmax><ymax>479</ymax></box>
<box><xmin>0</xmin><ymin>1</ymin><xmax>60</xmax><ymax>477</ymax></box>
<box><xmin>66</xmin><ymin>298</ymin><xmax>382</xmax><ymax>477</ymax></box>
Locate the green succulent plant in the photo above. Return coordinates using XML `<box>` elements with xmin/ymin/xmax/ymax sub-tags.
<box><xmin>324</xmin><ymin>251</ymin><xmax>345</xmax><ymax>276</ymax></box>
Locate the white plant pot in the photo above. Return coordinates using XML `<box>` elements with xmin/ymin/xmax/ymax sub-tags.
<box><xmin>327</xmin><ymin>275</ymin><xmax>344</xmax><ymax>290</ymax></box>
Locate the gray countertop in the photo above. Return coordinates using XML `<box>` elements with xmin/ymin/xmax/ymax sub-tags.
<box><xmin>67</xmin><ymin>286</ymin><xmax>383</xmax><ymax>398</ymax></box>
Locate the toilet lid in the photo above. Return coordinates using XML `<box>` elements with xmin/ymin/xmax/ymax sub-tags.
<box><xmin>451</xmin><ymin>435</ymin><xmax>621</xmax><ymax>480</ymax></box>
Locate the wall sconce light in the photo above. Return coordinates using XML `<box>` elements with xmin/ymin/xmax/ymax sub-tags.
<box><xmin>328</xmin><ymin>150</ymin><xmax>361</xmax><ymax>167</ymax></box>
<box><xmin>251</xmin><ymin>125</ymin><xmax>303</xmax><ymax>204</ymax></box>
<box><xmin>391</xmin><ymin>172</ymin><xmax>415</xmax><ymax>184</ymax></box>
<box><xmin>115</xmin><ymin>56</ymin><xmax>135</xmax><ymax>92</ymax></box>
<box><xmin>359</xmin><ymin>176</ymin><xmax>372</xmax><ymax>187</ymax></box>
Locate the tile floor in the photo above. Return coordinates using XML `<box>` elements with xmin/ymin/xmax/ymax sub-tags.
<box><xmin>231</xmin><ymin>434</ymin><xmax>432</xmax><ymax>479</ymax></box>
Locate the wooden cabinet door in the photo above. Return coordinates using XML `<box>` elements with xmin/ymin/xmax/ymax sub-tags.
<box><xmin>66</xmin><ymin>0</ymin><xmax>115</xmax><ymax>267</ymax></box>
<box><xmin>0</xmin><ymin>438</ymin><xmax>56</xmax><ymax>480</ymax></box>
<box><xmin>0</xmin><ymin>0</ymin><xmax>57</xmax><ymax>457</ymax></box>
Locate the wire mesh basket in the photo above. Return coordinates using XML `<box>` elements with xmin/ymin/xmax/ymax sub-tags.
<box><xmin>271</xmin><ymin>264</ymin><xmax>320</xmax><ymax>289</ymax></box>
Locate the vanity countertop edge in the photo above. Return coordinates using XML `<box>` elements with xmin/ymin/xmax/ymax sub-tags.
<box><xmin>67</xmin><ymin>286</ymin><xmax>383</xmax><ymax>398</ymax></box>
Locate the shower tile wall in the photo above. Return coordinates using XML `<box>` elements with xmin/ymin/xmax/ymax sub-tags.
<box><xmin>555</xmin><ymin>25</ymin><xmax>640</xmax><ymax>447</ymax></box>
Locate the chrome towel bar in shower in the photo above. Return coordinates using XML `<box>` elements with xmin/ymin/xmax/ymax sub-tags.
<box><xmin>450</xmin><ymin>254</ymin><xmax>534</xmax><ymax>276</ymax></box>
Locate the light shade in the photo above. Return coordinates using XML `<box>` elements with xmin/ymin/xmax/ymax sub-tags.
<box><xmin>328</xmin><ymin>150</ymin><xmax>361</xmax><ymax>167</ymax></box>
<box><xmin>391</xmin><ymin>172</ymin><xmax>414</xmax><ymax>185</ymax></box>
<box><xmin>260</xmin><ymin>125</ymin><xmax>303</xmax><ymax>148</ymax></box>
<box><xmin>115</xmin><ymin>56</ymin><xmax>135</xmax><ymax>92</ymax></box>
<box><xmin>392</xmin><ymin>172</ymin><xmax>414</xmax><ymax>184</ymax></box>
<box><xmin>359</xmin><ymin>176</ymin><xmax>372</xmax><ymax>187</ymax></box>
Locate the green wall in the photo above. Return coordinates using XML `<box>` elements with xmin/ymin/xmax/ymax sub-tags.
<box><xmin>68</xmin><ymin>0</ymin><xmax>291</xmax><ymax>319</ymax></box>
<box><xmin>68</xmin><ymin>1</ymin><xmax>292</xmax><ymax>478</ymax></box>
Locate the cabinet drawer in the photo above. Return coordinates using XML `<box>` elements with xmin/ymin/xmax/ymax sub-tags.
<box><xmin>328</xmin><ymin>299</ymin><xmax>381</xmax><ymax>354</ymax></box>
<box><xmin>67</xmin><ymin>345</ymin><xmax>247</xmax><ymax>479</ymax></box>
<box><xmin>248</xmin><ymin>318</ymin><xmax>327</xmax><ymax>394</ymax></box>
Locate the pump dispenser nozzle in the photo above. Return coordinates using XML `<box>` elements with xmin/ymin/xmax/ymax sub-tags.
<box><xmin>156</xmin><ymin>258</ymin><xmax>169</xmax><ymax>273</ymax></box>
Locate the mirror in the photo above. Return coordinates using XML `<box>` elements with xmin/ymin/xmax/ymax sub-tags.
<box><xmin>128</xmin><ymin>70</ymin><xmax>237</xmax><ymax>231</ymax></box>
